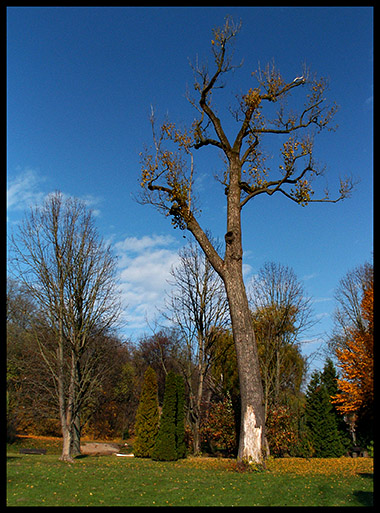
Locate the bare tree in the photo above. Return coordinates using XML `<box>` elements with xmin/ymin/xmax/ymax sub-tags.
<box><xmin>329</xmin><ymin>261</ymin><xmax>373</xmax><ymax>355</ymax></box>
<box><xmin>10</xmin><ymin>192</ymin><xmax>120</xmax><ymax>461</ymax></box>
<box><xmin>165</xmin><ymin>239</ymin><xmax>229</xmax><ymax>454</ymax></box>
<box><xmin>248</xmin><ymin>262</ymin><xmax>313</xmax><ymax>419</ymax></box>
<box><xmin>139</xmin><ymin>17</ymin><xmax>354</xmax><ymax>462</ymax></box>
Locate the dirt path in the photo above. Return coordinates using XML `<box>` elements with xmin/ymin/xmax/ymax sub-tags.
<box><xmin>80</xmin><ymin>442</ymin><xmax>124</xmax><ymax>455</ymax></box>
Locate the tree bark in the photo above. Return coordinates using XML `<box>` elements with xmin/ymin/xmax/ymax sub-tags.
<box><xmin>60</xmin><ymin>423</ymin><xmax>74</xmax><ymax>462</ymax></box>
<box><xmin>187</xmin><ymin>157</ymin><xmax>266</xmax><ymax>463</ymax></box>
<box><xmin>223</xmin><ymin>157</ymin><xmax>266</xmax><ymax>463</ymax></box>
<box><xmin>71</xmin><ymin>411</ymin><xmax>81</xmax><ymax>457</ymax></box>
<box><xmin>223</xmin><ymin>258</ymin><xmax>266</xmax><ymax>463</ymax></box>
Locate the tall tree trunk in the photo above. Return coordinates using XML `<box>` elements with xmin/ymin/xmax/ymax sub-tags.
<box><xmin>57</xmin><ymin>305</ymin><xmax>74</xmax><ymax>462</ymax></box>
<box><xmin>71</xmin><ymin>356</ymin><xmax>82</xmax><ymax>457</ymax></box>
<box><xmin>186</xmin><ymin>158</ymin><xmax>266</xmax><ymax>464</ymax></box>
<box><xmin>223</xmin><ymin>262</ymin><xmax>266</xmax><ymax>463</ymax></box>
<box><xmin>222</xmin><ymin>156</ymin><xmax>266</xmax><ymax>464</ymax></box>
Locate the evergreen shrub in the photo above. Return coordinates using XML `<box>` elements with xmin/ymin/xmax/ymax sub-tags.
<box><xmin>153</xmin><ymin>371</ymin><xmax>178</xmax><ymax>461</ymax></box>
<box><xmin>133</xmin><ymin>367</ymin><xmax>160</xmax><ymax>458</ymax></box>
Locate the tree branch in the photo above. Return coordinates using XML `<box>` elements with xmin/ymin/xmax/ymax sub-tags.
<box><xmin>186</xmin><ymin>213</ymin><xmax>225</xmax><ymax>279</ymax></box>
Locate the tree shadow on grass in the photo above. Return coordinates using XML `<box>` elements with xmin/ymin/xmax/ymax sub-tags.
<box><xmin>353</xmin><ymin>490</ymin><xmax>373</xmax><ymax>506</ymax></box>
<box><xmin>352</xmin><ymin>473</ymin><xmax>373</xmax><ymax>506</ymax></box>
<box><xmin>358</xmin><ymin>472</ymin><xmax>373</xmax><ymax>479</ymax></box>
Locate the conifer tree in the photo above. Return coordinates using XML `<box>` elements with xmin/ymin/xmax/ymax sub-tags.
<box><xmin>322</xmin><ymin>358</ymin><xmax>351</xmax><ymax>450</ymax></box>
<box><xmin>134</xmin><ymin>367</ymin><xmax>160</xmax><ymax>458</ymax></box>
<box><xmin>152</xmin><ymin>371</ymin><xmax>178</xmax><ymax>461</ymax></box>
<box><xmin>305</xmin><ymin>363</ymin><xmax>345</xmax><ymax>457</ymax></box>
<box><xmin>175</xmin><ymin>374</ymin><xmax>186</xmax><ymax>459</ymax></box>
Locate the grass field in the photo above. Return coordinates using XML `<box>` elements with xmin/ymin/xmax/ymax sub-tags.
<box><xmin>7</xmin><ymin>447</ymin><xmax>373</xmax><ymax>507</ymax></box>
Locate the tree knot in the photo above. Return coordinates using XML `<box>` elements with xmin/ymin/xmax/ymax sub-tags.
<box><xmin>225</xmin><ymin>231</ymin><xmax>234</xmax><ymax>245</ymax></box>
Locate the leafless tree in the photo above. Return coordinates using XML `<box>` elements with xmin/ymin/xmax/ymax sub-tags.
<box><xmin>165</xmin><ymin>239</ymin><xmax>229</xmax><ymax>454</ymax></box>
<box><xmin>248</xmin><ymin>262</ymin><xmax>313</xmax><ymax>419</ymax></box>
<box><xmin>139</xmin><ymin>17</ymin><xmax>354</xmax><ymax>462</ymax></box>
<box><xmin>10</xmin><ymin>191</ymin><xmax>120</xmax><ymax>461</ymax></box>
<box><xmin>329</xmin><ymin>261</ymin><xmax>373</xmax><ymax>356</ymax></box>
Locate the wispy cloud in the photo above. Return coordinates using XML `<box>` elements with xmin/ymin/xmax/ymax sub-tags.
<box><xmin>302</xmin><ymin>273</ymin><xmax>318</xmax><ymax>282</ymax></box>
<box><xmin>315</xmin><ymin>312</ymin><xmax>330</xmax><ymax>320</ymax></box>
<box><xmin>7</xmin><ymin>168</ymin><xmax>103</xmax><ymax>219</ymax></box>
<box><xmin>7</xmin><ymin>167</ymin><xmax>46</xmax><ymax>213</ymax></box>
<box><xmin>115</xmin><ymin>234</ymin><xmax>176</xmax><ymax>254</ymax></box>
<box><xmin>114</xmin><ymin>234</ymin><xmax>181</xmax><ymax>335</ymax></box>
<box><xmin>311</xmin><ymin>297</ymin><xmax>333</xmax><ymax>304</ymax></box>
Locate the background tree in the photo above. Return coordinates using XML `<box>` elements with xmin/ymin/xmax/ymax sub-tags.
<box><xmin>82</xmin><ymin>338</ymin><xmax>137</xmax><ymax>440</ymax></box>
<box><xmin>305</xmin><ymin>360</ymin><xmax>347</xmax><ymax>457</ymax></box>
<box><xmin>322</xmin><ymin>358</ymin><xmax>351</xmax><ymax>451</ymax></box>
<box><xmin>265</xmin><ymin>404</ymin><xmax>299</xmax><ymax>458</ymax></box>
<box><xmin>139</xmin><ymin>17</ymin><xmax>353</xmax><ymax>463</ymax></box>
<box><xmin>209</xmin><ymin>329</ymin><xmax>241</xmax><ymax>455</ymax></box>
<box><xmin>248</xmin><ymin>262</ymin><xmax>311</xmax><ymax>419</ymax></box>
<box><xmin>10</xmin><ymin>191</ymin><xmax>120</xmax><ymax>461</ymax></box>
<box><xmin>7</xmin><ymin>280</ymin><xmax>58</xmax><ymax>435</ymax></box>
<box><xmin>200</xmin><ymin>395</ymin><xmax>236</xmax><ymax>457</ymax></box>
<box><xmin>329</xmin><ymin>262</ymin><xmax>373</xmax><ymax>355</ymax></box>
<box><xmin>175</xmin><ymin>374</ymin><xmax>186</xmax><ymax>459</ymax></box>
<box><xmin>7</xmin><ymin>281</ymin><xmax>133</xmax><ymax>441</ymax></box>
<box><xmin>332</xmin><ymin>275</ymin><xmax>373</xmax><ymax>445</ymax></box>
<box><xmin>134</xmin><ymin>366</ymin><xmax>160</xmax><ymax>458</ymax></box>
<box><xmin>165</xmin><ymin>238</ymin><xmax>229</xmax><ymax>454</ymax></box>
<box><xmin>152</xmin><ymin>371</ymin><xmax>178</xmax><ymax>461</ymax></box>
<box><xmin>133</xmin><ymin>329</ymin><xmax>182</xmax><ymax>403</ymax></box>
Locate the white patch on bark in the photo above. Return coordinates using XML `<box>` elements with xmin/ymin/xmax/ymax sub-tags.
<box><xmin>241</xmin><ymin>405</ymin><xmax>262</xmax><ymax>463</ymax></box>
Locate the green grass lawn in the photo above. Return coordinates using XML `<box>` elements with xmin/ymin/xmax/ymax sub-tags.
<box><xmin>7</xmin><ymin>450</ymin><xmax>373</xmax><ymax>507</ymax></box>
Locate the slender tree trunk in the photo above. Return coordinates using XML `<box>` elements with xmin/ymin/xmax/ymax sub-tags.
<box><xmin>59</xmin><ymin>349</ymin><xmax>75</xmax><ymax>462</ymax></box>
<box><xmin>57</xmin><ymin>302</ymin><xmax>74</xmax><ymax>462</ymax></box>
<box><xmin>187</xmin><ymin>369</ymin><xmax>204</xmax><ymax>455</ymax></box>
<box><xmin>59</xmin><ymin>382</ymin><xmax>74</xmax><ymax>462</ymax></box>
<box><xmin>192</xmin><ymin>362</ymin><xmax>204</xmax><ymax>455</ymax></box>
<box><xmin>193</xmin><ymin>418</ymin><xmax>201</xmax><ymax>455</ymax></box>
<box><xmin>71</xmin><ymin>411</ymin><xmax>81</xmax><ymax>457</ymax></box>
<box><xmin>71</xmin><ymin>356</ymin><xmax>82</xmax><ymax>457</ymax></box>
<box><xmin>275</xmin><ymin>343</ymin><xmax>281</xmax><ymax>405</ymax></box>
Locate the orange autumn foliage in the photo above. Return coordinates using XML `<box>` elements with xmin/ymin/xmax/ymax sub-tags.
<box><xmin>332</xmin><ymin>280</ymin><xmax>373</xmax><ymax>415</ymax></box>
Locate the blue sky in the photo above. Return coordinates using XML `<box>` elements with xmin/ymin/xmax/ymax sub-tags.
<box><xmin>7</xmin><ymin>7</ymin><xmax>373</xmax><ymax>370</ymax></box>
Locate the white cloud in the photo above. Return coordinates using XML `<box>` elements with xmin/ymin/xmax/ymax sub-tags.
<box><xmin>115</xmin><ymin>234</ymin><xmax>176</xmax><ymax>254</ymax></box>
<box><xmin>115</xmin><ymin>234</ymin><xmax>181</xmax><ymax>335</ymax></box>
<box><xmin>7</xmin><ymin>168</ymin><xmax>103</xmax><ymax>219</ymax></box>
<box><xmin>7</xmin><ymin>167</ymin><xmax>45</xmax><ymax>213</ymax></box>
